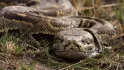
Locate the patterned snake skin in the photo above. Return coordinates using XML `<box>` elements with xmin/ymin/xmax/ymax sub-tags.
<box><xmin>0</xmin><ymin>0</ymin><xmax>116</xmax><ymax>60</ymax></box>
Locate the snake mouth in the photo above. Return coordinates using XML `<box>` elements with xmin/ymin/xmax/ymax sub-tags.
<box><xmin>52</xmin><ymin>40</ymin><xmax>97</xmax><ymax>60</ymax></box>
<box><xmin>63</xmin><ymin>40</ymin><xmax>82</xmax><ymax>52</ymax></box>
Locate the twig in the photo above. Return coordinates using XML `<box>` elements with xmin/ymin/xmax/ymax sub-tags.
<box><xmin>111</xmin><ymin>33</ymin><xmax>124</xmax><ymax>46</ymax></box>
<box><xmin>112</xmin><ymin>33</ymin><xmax>124</xmax><ymax>39</ymax></box>
<box><xmin>116</xmin><ymin>63</ymin><xmax>120</xmax><ymax>70</ymax></box>
<box><xmin>59</xmin><ymin>60</ymin><xmax>85</xmax><ymax>70</ymax></box>
<box><xmin>92</xmin><ymin>0</ymin><xmax>96</xmax><ymax>16</ymax></box>
<box><xmin>80</xmin><ymin>3</ymin><xmax>121</xmax><ymax>10</ymax></box>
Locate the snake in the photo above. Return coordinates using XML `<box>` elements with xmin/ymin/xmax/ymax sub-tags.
<box><xmin>0</xmin><ymin>0</ymin><xmax>116</xmax><ymax>60</ymax></box>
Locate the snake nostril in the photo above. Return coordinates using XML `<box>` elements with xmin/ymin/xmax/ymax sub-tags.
<box><xmin>70</xmin><ymin>48</ymin><xmax>74</xmax><ymax>50</ymax></box>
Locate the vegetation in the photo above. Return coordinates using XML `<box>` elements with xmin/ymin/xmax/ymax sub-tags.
<box><xmin>0</xmin><ymin>0</ymin><xmax>124</xmax><ymax>70</ymax></box>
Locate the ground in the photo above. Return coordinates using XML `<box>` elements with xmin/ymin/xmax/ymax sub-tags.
<box><xmin>0</xmin><ymin>0</ymin><xmax>124</xmax><ymax>70</ymax></box>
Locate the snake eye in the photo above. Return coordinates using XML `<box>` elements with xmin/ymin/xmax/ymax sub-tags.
<box><xmin>60</xmin><ymin>38</ymin><xmax>64</xmax><ymax>42</ymax></box>
<box><xmin>82</xmin><ymin>40</ymin><xmax>84</xmax><ymax>43</ymax></box>
<box><xmin>82</xmin><ymin>40</ymin><xmax>87</xmax><ymax>45</ymax></box>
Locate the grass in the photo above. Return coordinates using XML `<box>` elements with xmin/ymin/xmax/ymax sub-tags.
<box><xmin>0</xmin><ymin>24</ymin><xmax>123</xmax><ymax>70</ymax></box>
<box><xmin>0</xmin><ymin>0</ymin><xmax>124</xmax><ymax>70</ymax></box>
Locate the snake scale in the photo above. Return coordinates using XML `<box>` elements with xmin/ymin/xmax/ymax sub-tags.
<box><xmin>0</xmin><ymin>0</ymin><xmax>116</xmax><ymax>60</ymax></box>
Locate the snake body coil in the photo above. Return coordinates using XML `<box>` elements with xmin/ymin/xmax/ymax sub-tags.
<box><xmin>0</xmin><ymin>0</ymin><xmax>116</xmax><ymax>60</ymax></box>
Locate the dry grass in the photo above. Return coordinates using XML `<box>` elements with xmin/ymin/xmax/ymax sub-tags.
<box><xmin>0</xmin><ymin>0</ymin><xmax>124</xmax><ymax>70</ymax></box>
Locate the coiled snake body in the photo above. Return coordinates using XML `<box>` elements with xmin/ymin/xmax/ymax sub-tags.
<box><xmin>0</xmin><ymin>0</ymin><xmax>116</xmax><ymax>60</ymax></box>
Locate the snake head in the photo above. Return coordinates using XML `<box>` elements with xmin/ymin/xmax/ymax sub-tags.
<box><xmin>52</xmin><ymin>28</ymin><xmax>100</xmax><ymax>60</ymax></box>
